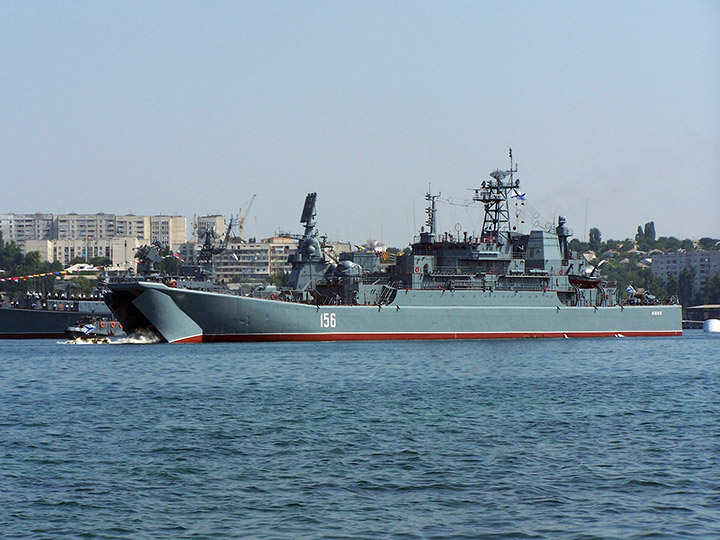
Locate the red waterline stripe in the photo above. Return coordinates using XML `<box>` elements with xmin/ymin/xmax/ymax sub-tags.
<box><xmin>200</xmin><ymin>330</ymin><xmax>682</xmax><ymax>343</ymax></box>
<box><xmin>169</xmin><ymin>334</ymin><xmax>204</xmax><ymax>344</ymax></box>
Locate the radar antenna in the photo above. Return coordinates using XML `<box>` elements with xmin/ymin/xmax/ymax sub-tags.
<box><xmin>473</xmin><ymin>148</ymin><xmax>519</xmax><ymax>243</ymax></box>
<box><xmin>300</xmin><ymin>192</ymin><xmax>318</xmax><ymax>238</ymax></box>
<box><xmin>419</xmin><ymin>188</ymin><xmax>440</xmax><ymax>243</ymax></box>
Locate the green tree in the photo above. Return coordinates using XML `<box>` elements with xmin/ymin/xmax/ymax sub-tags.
<box><xmin>68</xmin><ymin>276</ymin><xmax>93</xmax><ymax>296</ymax></box>
<box><xmin>643</xmin><ymin>222</ymin><xmax>656</xmax><ymax>244</ymax></box>
<box><xmin>569</xmin><ymin>238</ymin><xmax>589</xmax><ymax>254</ymax></box>
<box><xmin>268</xmin><ymin>270</ymin><xmax>287</xmax><ymax>287</ymax></box>
<box><xmin>678</xmin><ymin>266</ymin><xmax>696</xmax><ymax>307</ymax></box>
<box><xmin>88</xmin><ymin>256</ymin><xmax>112</xmax><ymax>267</ymax></box>
<box><xmin>603</xmin><ymin>239</ymin><xmax>620</xmax><ymax>252</ymax></box>
<box><xmin>700</xmin><ymin>273</ymin><xmax>720</xmax><ymax>304</ymax></box>
<box><xmin>588</xmin><ymin>227</ymin><xmax>602</xmax><ymax>252</ymax></box>
<box><xmin>656</xmin><ymin>236</ymin><xmax>682</xmax><ymax>252</ymax></box>
<box><xmin>647</xmin><ymin>273</ymin><xmax>667</xmax><ymax>299</ymax></box>
<box><xmin>635</xmin><ymin>222</ymin><xmax>656</xmax><ymax>251</ymax></box>
<box><xmin>0</xmin><ymin>240</ymin><xmax>24</xmax><ymax>270</ymax></box>
<box><xmin>697</xmin><ymin>237</ymin><xmax>720</xmax><ymax>251</ymax></box>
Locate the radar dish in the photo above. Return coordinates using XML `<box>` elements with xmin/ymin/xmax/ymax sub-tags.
<box><xmin>489</xmin><ymin>169</ymin><xmax>508</xmax><ymax>181</ymax></box>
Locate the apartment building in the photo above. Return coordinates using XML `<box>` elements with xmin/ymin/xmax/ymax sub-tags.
<box><xmin>25</xmin><ymin>237</ymin><xmax>143</xmax><ymax>267</ymax></box>
<box><xmin>652</xmin><ymin>250</ymin><xmax>720</xmax><ymax>291</ymax></box>
<box><xmin>210</xmin><ymin>237</ymin><xmax>353</xmax><ymax>283</ymax></box>
<box><xmin>0</xmin><ymin>213</ymin><xmax>54</xmax><ymax>242</ymax></box>
<box><xmin>209</xmin><ymin>237</ymin><xmax>297</xmax><ymax>282</ymax></box>
<box><xmin>195</xmin><ymin>215</ymin><xmax>227</xmax><ymax>239</ymax></box>
<box><xmin>4</xmin><ymin>212</ymin><xmax>187</xmax><ymax>264</ymax></box>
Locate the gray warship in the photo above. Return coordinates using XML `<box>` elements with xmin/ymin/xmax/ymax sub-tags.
<box><xmin>105</xmin><ymin>154</ymin><xmax>681</xmax><ymax>343</ymax></box>
<box><xmin>0</xmin><ymin>294</ymin><xmax>114</xmax><ymax>339</ymax></box>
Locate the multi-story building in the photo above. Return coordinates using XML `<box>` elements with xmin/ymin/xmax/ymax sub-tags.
<box><xmin>55</xmin><ymin>213</ymin><xmax>114</xmax><ymax>240</ymax></box>
<box><xmin>114</xmin><ymin>215</ymin><xmax>150</xmax><ymax>240</ymax></box>
<box><xmin>53</xmin><ymin>213</ymin><xmax>186</xmax><ymax>250</ymax></box>
<box><xmin>211</xmin><ymin>237</ymin><xmax>353</xmax><ymax>283</ymax></box>
<box><xmin>0</xmin><ymin>213</ymin><xmax>54</xmax><ymax>242</ymax></box>
<box><xmin>150</xmin><ymin>216</ymin><xmax>187</xmax><ymax>251</ymax></box>
<box><xmin>652</xmin><ymin>250</ymin><xmax>720</xmax><ymax>291</ymax></box>
<box><xmin>195</xmin><ymin>215</ymin><xmax>227</xmax><ymax>240</ymax></box>
<box><xmin>209</xmin><ymin>237</ymin><xmax>297</xmax><ymax>282</ymax></box>
<box><xmin>5</xmin><ymin>212</ymin><xmax>187</xmax><ymax>265</ymax></box>
<box><xmin>4</xmin><ymin>212</ymin><xmax>185</xmax><ymax>246</ymax></box>
<box><xmin>24</xmin><ymin>237</ymin><xmax>143</xmax><ymax>267</ymax></box>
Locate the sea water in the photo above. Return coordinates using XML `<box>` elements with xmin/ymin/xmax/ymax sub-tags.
<box><xmin>1</xmin><ymin>333</ymin><xmax>718</xmax><ymax>539</ymax></box>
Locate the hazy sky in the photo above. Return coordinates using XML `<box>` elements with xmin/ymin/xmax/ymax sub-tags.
<box><xmin>2</xmin><ymin>1</ymin><xmax>719</xmax><ymax>247</ymax></box>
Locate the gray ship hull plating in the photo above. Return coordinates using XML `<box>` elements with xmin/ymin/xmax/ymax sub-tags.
<box><xmin>108</xmin><ymin>282</ymin><xmax>681</xmax><ymax>343</ymax></box>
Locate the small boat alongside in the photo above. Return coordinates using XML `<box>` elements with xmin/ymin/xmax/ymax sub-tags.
<box><xmin>65</xmin><ymin>315</ymin><xmax>126</xmax><ymax>340</ymax></box>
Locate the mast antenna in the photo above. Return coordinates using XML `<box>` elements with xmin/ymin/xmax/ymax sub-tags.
<box><xmin>473</xmin><ymin>148</ymin><xmax>519</xmax><ymax>243</ymax></box>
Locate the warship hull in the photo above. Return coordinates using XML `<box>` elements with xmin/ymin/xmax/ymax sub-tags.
<box><xmin>106</xmin><ymin>282</ymin><xmax>682</xmax><ymax>343</ymax></box>
<box><xmin>0</xmin><ymin>302</ymin><xmax>112</xmax><ymax>339</ymax></box>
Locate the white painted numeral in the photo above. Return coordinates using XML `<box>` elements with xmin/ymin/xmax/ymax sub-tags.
<box><xmin>320</xmin><ymin>312</ymin><xmax>337</xmax><ymax>328</ymax></box>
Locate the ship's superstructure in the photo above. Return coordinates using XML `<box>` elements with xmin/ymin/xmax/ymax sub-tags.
<box><xmin>104</xmin><ymin>154</ymin><xmax>681</xmax><ymax>343</ymax></box>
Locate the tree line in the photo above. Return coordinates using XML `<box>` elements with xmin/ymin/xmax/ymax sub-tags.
<box><xmin>0</xmin><ymin>233</ymin><xmax>91</xmax><ymax>296</ymax></box>
<box><xmin>570</xmin><ymin>222</ymin><xmax>720</xmax><ymax>307</ymax></box>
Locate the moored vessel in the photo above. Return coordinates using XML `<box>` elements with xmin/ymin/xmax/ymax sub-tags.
<box><xmin>105</xmin><ymin>153</ymin><xmax>682</xmax><ymax>343</ymax></box>
<box><xmin>0</xmin><ymin>294</ymin><xmax>114</xmax><ymax>339</ymax></box>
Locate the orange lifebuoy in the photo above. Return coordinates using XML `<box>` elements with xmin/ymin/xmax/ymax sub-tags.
<box><xmin>270</xmin><ymin>293</ymin><xmax>276</xmax><ymax>300</ymax></box>
<box><xmin>559</xmin><ymin>269</ymin><xmax>563</xmax><ymax>275</ymax></box>
<box><xmin>110</xmin><ymin>322</ymin><xmax>115</xmax><ymax>328</ymax></box>
<box><xmin>414</xmin><ymin>266</ymin><xmax>420</xmax><ymax>274</ymax></box>
<box><xmin>58</xmin><ymin>304</ymin><xmax>63</xmax><ymax>310</ymax></box>
<box><xmin>100</xmin><ymin>321</ymin><xmax>105</xmax><ymax>328</ymax></box>
<box><xmin>168</xmin><ymin>280</ymin><xmax>178</xmax><ymax>288</ymax></box>
<box><xmin>437</xmin><ymin>283</ymin><xmax>443</xmax><ymax>290</ymax></box>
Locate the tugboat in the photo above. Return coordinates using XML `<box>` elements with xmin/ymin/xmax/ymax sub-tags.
<box><xmin>105</xmin><ymin>151</ymin><xmax>682</xmax><ymax>343</ymax></box>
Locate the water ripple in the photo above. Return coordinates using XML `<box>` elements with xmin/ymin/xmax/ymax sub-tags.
<box><xmin>1</xmin><ymin>333</ymin><xmax>719</xmax><ymax>538</ymax></box>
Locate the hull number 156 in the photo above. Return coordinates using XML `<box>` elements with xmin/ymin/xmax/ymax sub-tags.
<box><xmin>320</xmin><ymin>312</ymin><xmax>337</xmax><ymax>328</ymax></box>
